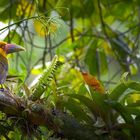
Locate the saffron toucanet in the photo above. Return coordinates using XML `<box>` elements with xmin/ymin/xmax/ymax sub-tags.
<box><xmin>0</xmin><ymin>41</ymin><xmax>25</xmax><ymax>85</ymax></box>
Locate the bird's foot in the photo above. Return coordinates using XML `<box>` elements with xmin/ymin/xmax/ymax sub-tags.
<box><xmin>0</xmin><ymin>84</ymin><xmax>5</xmax><ymax>92</ymax></box>
<box><xmin>0</xmin><ymin>88</ymin><xmax>5</xmax><ymax>92</ymax></box>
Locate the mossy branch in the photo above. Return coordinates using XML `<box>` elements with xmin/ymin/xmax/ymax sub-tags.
<box><xmin>0</xmin><ymin>90</ymin><xmax>21</xmax><ymax>115</ymax></box>
<box><xmin>29</xmin><ymin>55</ymin><xmax>62</xmax><ymax>101</ymax></box>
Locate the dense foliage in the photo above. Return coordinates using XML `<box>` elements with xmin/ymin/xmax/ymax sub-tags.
<box><xmin>0</xmin><ymin>0</ymin><xmax>140</xmax><ymax>139</ymax></box>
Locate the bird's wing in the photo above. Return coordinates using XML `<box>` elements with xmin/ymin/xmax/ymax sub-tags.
<box><xmin>0</xmin><ymin>55</ymin><xmax>8</xmax><ymax>84</ymax></box>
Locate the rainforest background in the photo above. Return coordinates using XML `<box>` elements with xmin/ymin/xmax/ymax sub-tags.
<box><xmin>0</xmin><ymin>0</ymin><xmax>140</xmax><ymax>139</ymax></box>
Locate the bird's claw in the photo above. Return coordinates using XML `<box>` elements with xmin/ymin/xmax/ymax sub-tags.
<box><xmin>0</xmin><ymin>88</ymin><xmax>5</xmax><ymax>92</ymax></box>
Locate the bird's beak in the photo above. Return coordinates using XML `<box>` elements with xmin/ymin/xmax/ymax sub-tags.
<box><xmin>5</xmin><ymin>44</ymin><xmax>25</xmax><ymax>54</ymax></box>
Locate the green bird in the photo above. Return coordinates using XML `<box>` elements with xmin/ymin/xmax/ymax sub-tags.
<box><xmin>0</xmin><ymin>41</ymin><xmax>25</xmax><ymax>86</ymax></box>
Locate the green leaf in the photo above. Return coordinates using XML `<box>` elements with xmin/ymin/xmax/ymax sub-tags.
<box><xmin>63</xmin><ymin>98</ymin><xmax>93</xmax><ymax>123</ymax></box>
<box><xmin>90</xmin><ymin>89</ymin><xmax>109</xmax><ymax>112</ymax></box>
<box><xmin>89</xmin><ymin>89</ymin><xmax>111</xmax><ymax>122</ymax></box>
<box><xmin>0</xmin><ymin>2</ymin><xmax>17</xmax><ymax>22</ymax></box>
<box><xmin>4</xmin><ymin>30</ymin><xmax>24</xmax><ymax>46</ymax></box>
<box><xmin>67</xmin><ymin>94</ymin><xmax>100</xmax><ymax>116</ymax></box>
<box><xmin>0</xmin><ymin>0</ymin><xmax>9</xmax><ymax>8</ymax></box>
<box><xmin>105</xmin><ymin>100</ymin><xmax>133</xmax><ymax>124</ymax></box>
<box><xmin>129</xmin><ymin>63</ymin><xmax>138</xmax><ymax>75</ymax></box>
<box><xmin>77</xmin><ymin>84</ymin><xmax>89</xmax><ymax>95</ymax></box>
<box><xmin>120</xmin><ymin>72</ymin><xmax>129</xmax><ymax>83</ymax></box>
<box><xmin>98</xmin><ymin>48</ymin><xmax>108</xmax><ymax>75</ymax></box>
<box><xmin>126</xmin><ymin>107</ymin><xmax>140</xmax><ymax>116</ymax></box>
<box><xmin>110</xmin><ymin>81</ymin><xmax>140</xmax><ymax>101</ymax></box>
<box><xmin>85</xmin><ymin>41</ymin><xmax>99</xmax><ymax>75</ymax></box>
<box><xmin>134</xmin><ymin>116</ymin><xmax>140</xmax><ymax>139</ymax></box>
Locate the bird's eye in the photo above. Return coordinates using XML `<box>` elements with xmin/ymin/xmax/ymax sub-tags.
<box><xmin>0</xmin><ymin>45</ymin><xmax>4</xmax><ymax>49</ymax></box>
<box><xmin>0</xmin><ymin>42</ymin><xmax>7</xmax><ymax>49</ymax></box>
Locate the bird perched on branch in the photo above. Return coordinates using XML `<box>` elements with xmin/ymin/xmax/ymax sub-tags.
<box><xmin>0</xmin><ymin>41</ymin><xmax>25</xmax><ymax>87</ymax></box>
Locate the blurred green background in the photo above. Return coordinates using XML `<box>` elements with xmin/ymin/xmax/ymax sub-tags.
<box><xmin>1</xmin><ymin>0</ymin><xmax>140</xmax><ymax>139</ymax></box>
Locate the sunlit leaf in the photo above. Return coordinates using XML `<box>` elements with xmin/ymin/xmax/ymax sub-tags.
<box><xmin>110</xmin><ymin>81</ymin><xmax>140</xmax><ymax>101</ymax></box>
<box><xmin>16</xmin><ymin>0</ymin><xmax>36</xmax><ymax>17</ymax></box>
<box><xmin>129</xmin><ymin>63</ymin><xmax>138</xmax><ymax>75</ymax></box>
